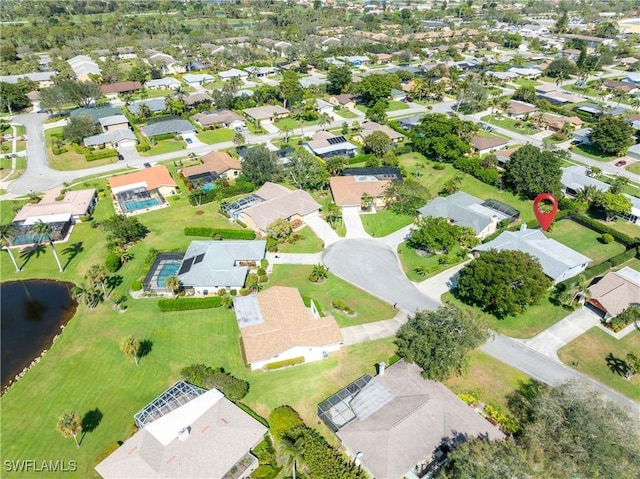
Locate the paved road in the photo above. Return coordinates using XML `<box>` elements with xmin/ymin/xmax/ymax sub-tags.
<box><xmin>323</xmin><ymin>238</ymin><xmax>440</xmax><ymax>314</ymax></box>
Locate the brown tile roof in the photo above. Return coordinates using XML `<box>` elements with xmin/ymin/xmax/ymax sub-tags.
<box><xmin>13</xmin><ymin>189</ymin><xmax>96</xmax><ymax>221</ymax></box>
<box><xmin>100</xmin><ymin>81</ymin><xmax>142</xmax><ymax>94</ymax></box>
<box><xmin>588</xmin><ymin>267</ymin><xmax>640</xmax><ymax>317</ymax></box>
<box><xmin>358</xmin><ymin>121</ymin><xmax>405</xmax><ymax>141</ymax></box>
<box><xmin>330</xmin><ymin>176</ymin><xmax>391</xmax><ymax>207</ymax></box>
<box><xmin>108</xmin><ymin>165</ymin><xmax>177</xmax><ymax>191</ymax></box>
<box><xmin>181</xmin><ymin>151</ymin><xmax>241</xmax><ymax>178</ymax></box>
<box><xmin>471</xmin><ymin>135</ymin><xmax>508</xmax><ymax>151</ymax></box>
<box><xmin>240</xmin><ymin>286</ymin><xmax>342</xmax><ymax>363</ymax></box>
<box><xmin>603</xmin><ymin>79</ymin><xmax>636</xmax><ymax>93</ymax></box>
<box><xmin>495</xmin><ymin>146</ymin><xmax>521</xmax><ymax>161</ymax></box>
<box><xmin>508</xmin><ymin>100</ymin><xmax>538</xmax><ymax>116</ymax></box>
<box><xmin>194</xmin><ymin>110</ymin><xmax>244</xmax><ymax>127</ymax></box>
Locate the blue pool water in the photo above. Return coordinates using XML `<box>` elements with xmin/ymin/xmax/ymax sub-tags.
<box><xmin>124</xmin><ymin>198</ymin><xmax>160</xmax><ymax>212</ymax></box>
<box><xmin>157</xmin><ymin>262</ymin><xmax>180</xmax><ymax>287</ymax></box>
<box><xmin>202</xmin><ymin>182</ymin><xmax>216</xmax><ymax>191</ymax></box>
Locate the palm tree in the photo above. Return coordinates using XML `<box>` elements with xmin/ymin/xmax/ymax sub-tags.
<box><xmin>311</xmin><ymin>263</ymin><xmax>329</xmax><ymax>281</ymax></box>
<box><xmin>556</xmin><ymin>275</ymin><xmax>589</xmax><ymax>309</ymax></box>
<box><xmin>57</xmin><ymin>412</ymin><xmax>82</xmax><ymax>447</ymax></box>
<box><xmin>71</xmin><ymin>283</ymin><xmax>102</xmax><ymax>309</ymax></box>
<box><xmin>120</xmin><ymin>336</ymin><xmax>141</xmax><ymax>366</ymax></box>
<box><xmin>280</xmin><ymin>124</ymin><xmax>293</xmax><ymax>143</ymax></box>
<box><xmin>323</xmin><ymin>202</ymin><xmax>342</xmax><ymax>226</ymax></box>
<box><xmin>172</xmin><ymin>85</ymin><xmax>188</xmax><ymax>102</ymax></box>
<box><xmin>361</xmin><ymin>193</ymin><xmax>374</xmax><ymax>211</ymax></box>
<box><xmin>86</xmin><ymin>264</ymin><xmax>108</xmax><ymax>296</ymax></box>
<box><xmin>318</xmin><ymin>113</ymin><xmax>330</xmax><ymax>131</ymax></box>
<box><xmin>0</xmin><ymin>223</ymin><xmax>21</xmax><ymax>272</ymax></box>
<box><xmin>278</xmin><ymin>433</ymin><xmax>305</xmax><ymax>479</ymax></box>
<box><xmin>575</xmin><ymin>185</ymin><xmax>598</xmax><ymax>204</ymax></box>
<box><xmin>32</xmin><ymin>220</ymin><xmax>63</xmax><ymax>272</ymax></box>
<box><xmin>164</xmin><ymin>275</ymin><xmax>180</xmax><ymax>297</ymax></box>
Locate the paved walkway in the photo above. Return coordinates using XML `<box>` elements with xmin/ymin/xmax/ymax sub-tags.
<box><xmin>341</xmin><ymin>311</ymin><xmax>408</xmax><ymax>346</ymax></box>
<box><xmin>305</xmin><ymin>214</ymin><xmax>340</xmax><ymax>246</ymax></box>
<box><xmin>342</xmin><ymin>207</ymin><xmax>371</xmax><ymax>239</ymax></box>
<box><xmin>413</xmin><ymin>260</ymin><xmax>469</xmax><ymax>304</ymax></box>
<box><xmin>523</xmin><ymin>307</ymin><xmax>601</xmax><ymax>361</ymax></box>
<box><xmin>378</xmin><ymin>223</ymin><xmax>414</xmax><ymax>250</ymax></box>
<box><xmin>266</xmin><ymin>252</ymin><xmax>322</xmax><ymax>265</ymax></box>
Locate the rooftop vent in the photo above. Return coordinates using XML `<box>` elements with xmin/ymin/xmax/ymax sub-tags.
<box><xmin>177</xmin><ymin>426</ymin><xmax>191</xmax><ymax>441</ymax></box>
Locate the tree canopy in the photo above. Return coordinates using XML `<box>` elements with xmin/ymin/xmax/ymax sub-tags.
<box><xmin>407</xmin><ymin>216</ymin><xmax>478</xmax><ymax>254</ymax></box>
<box><xmin>502</xmin><ymin>144</ymin><xmax>563</xmax><ymax>199</ymax></box>
<box><xmin>240</xmin><ymin>145</ymin><xmax>282</xmax><ymax>186</ymax></box>
<box><xmin>363</xmin><ymin>130</ymin><xmax>391</xmax><ymax>158</ymax></box>
<box><xmin>589</xmin><ymin>115</ymin><xmax>635</xmax><ymax>156</ymax></box>
<box><xmin>384</xmin><ymin>179</ymin><xmax>431</xmax><ymax>215</ymax></box>
<box><xmin>512</xmin><ymin>85</ymin><xmax>537</xmax><ymax>104</ymax></box>
<box><xmin>0</xmin><ymin>81</ymin><xmax>32</xmax><ymax>113</ymax></box>
<box><xmin>456</xmin><ymin>249</ymin><xmax>551</xmax><ymax>318</ymax></box>
<box><xmin>101</xmin><ymin>215</ymin><xmax>148</xmax><ymax>246</ymax></box>
<box><xmin>326</xmin><ymin>65</ymin><xmax>351</xmax><ymax>94</ymax></box>
<box><xmin>395</xmin><ymin>306</ymin><xmax>488</xmax><ymax>381</ymax></box>
<box><xmin>410</xmin><ymin>113</ymin><xmax>476</xmax><ymax>163</ymax></box>
<box><xmin>592</xmin><ymin>191</ymin><xmax>632</xmax><ymax>221</ymax></box>
<box><xmin>355</xmin><ymin>73</ymin><xmax>399</xmax><ymax>107</ymax></box>
<box><xmin>286</xmin><ymin>151</ymin><xmax>328</xmax><ymax>190</ymax></box>
<box><xmin>545</xmin><ymin>57</ymin><xmax>578</xmax><ymax>78</ymax></box>
<box><xmin>62</xmin><ymin>115</ymin><xmax>100</xmax><ymax>144</ymax></box>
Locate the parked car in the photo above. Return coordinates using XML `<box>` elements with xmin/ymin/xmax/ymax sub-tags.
<box><xmin>185</xmin><ymin>137</ymin><xmax>193</xmax><ymax>144</ymax></box>
<box><xmin>571</xmin><ymin>140</ymin><xmax>581</xmax><ymax>145</ymax></box>
<box><xmin>143</xmin><ymin>162</ymin><xmax>152</xmax><ymax>168</ymax></box>
<box><xmin>615</xmin><ymin>160</ymin><xmax>627</xmax><ymax>167</ymax></box>
<box><xmin>117</xmin><ymin>153</ymin><xmax>124</xmax><ymax>161</ymax></box>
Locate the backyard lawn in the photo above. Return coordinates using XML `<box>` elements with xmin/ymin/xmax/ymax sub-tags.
<box><xmin>274</xmin><ymin>117</ymin><xmax>318</xmax><ymax>131</ymax></box>
<box><xmin>196</xmin><ymin>128</ymin><xmax>235</xmax><ymax>145</ymax></box>
<box><xmin>548</xmin><ymin>218</ymin><xmax>626</xmax><ymax>264</ymax></box>
<box><xmin>558</xmin><ymin>328</ymin><xmax>640</xmax><ymax>401</ymax></box>
<box><xmin>45</xmin><ymin>127</ymin><xmax>118</xmax><ymax>171</ymax></box>
<box><xmin>361</xmin><ymin>209</ymin><xmax>413</xmax><ymax>237</ymax></box>
<box><xmin>268</xmin><ymin>265</ymin><xmax>396</xmax><ymax>327</ymax></box>
<box><xmin>276</xmin><ymin>226</ymin><xmax>324</xmax><ymax>253</ymax></box>
<box><xmin>140</xmin><ymin>139</ymin><xmax>186</xmax><ymax>157</ymax></box>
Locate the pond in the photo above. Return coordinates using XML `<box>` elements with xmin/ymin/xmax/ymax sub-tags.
<box><xmin>1</xmin><ymin>280</ymin><xmax>77</xmax><ymax>391</ymax></box>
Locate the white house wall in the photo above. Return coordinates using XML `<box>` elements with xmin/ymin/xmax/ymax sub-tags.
<box><xmin>249</xmin><ymin>343</ymin><xmax>342</xmax><ymax>371</ymax></box>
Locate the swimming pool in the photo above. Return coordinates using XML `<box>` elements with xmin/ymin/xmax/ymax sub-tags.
<box><xmin>202</xmin><ymin>182</ymin><xmax>216</xmax><ymax>191</ymax></box>
<box><xmin>156</xmin><ymin>262</ymin><xmax>180</xmax><ymax>287</ymax></box>
<box><xmin>124</xmin><ymin>198</ymin><xmax>160</xmax><ymax>212</ymax></box>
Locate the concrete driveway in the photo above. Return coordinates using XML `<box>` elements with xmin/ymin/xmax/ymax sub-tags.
<box><xmin>305</xmin><ymin>215</ymin><xmax>340</xmax><ymax>246</ymax></box>
<box><xmin>323</xmin><ymin>239</ymin><xmax>440</xmax><ymax>314</ymax></box>
<box><xmin>378</xmin><ymin>223</ymin><xmax>414</xmax><ymax>250</ymax></box>
<box><xmin>342</xmin><ymin>207</ymin><xmax>371</xmax><ymax>239</ymax></box>
<box><xmin>414</xmin><ymin>260</ymin><xmax>469</xmax><ymax>304</ymax></box>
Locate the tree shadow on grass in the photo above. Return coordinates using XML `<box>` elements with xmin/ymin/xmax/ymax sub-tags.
<box><xmin>62</xmin><ymin>242</ymin><xmax>83</xmax><ymax>270</ymax></box>
<box><xmin>105</xmin><ymin>275</ymin><xmax>123</xmax><ymax>294</ymax></box>
<box><xmin>139</xmin><ymin>340</ymin><xmax>153</xmax><ymax>360</ymax></box>
<box><xmin>19</xmin><ymin>243</ymin><xmax>46</xmax><ymax>269</ymax></box>
<box><xmin>506</xmin><ymin>378</ymin><xmax>550</xmax><ymax>432</ymax></box>
<box><xmin>606</xmin><ymin>352</ymin><xmax>628</xmax><ymax>377</ymax></box>
<box><xmin>79</xmin><ymin>408</ymin><xmax>103</xmax><ymax>445</ymax></box>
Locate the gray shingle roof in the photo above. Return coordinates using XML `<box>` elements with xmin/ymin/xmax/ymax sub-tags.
<box><xmin>83</xmin><ymin>129</ymin><xmax>136</xmax><ymax>147</ymax></box>
<box><xmin>128</xmin><ymin>98</ymin><xmax>166</xmax><ymax>114</ymax></box>
<box><xmin>561</xmin><ymin>166</ymin><xmax>609</xmax><ymax>193</ymax></box>
<box><xmin>141</xmin><ymin>119</ymin><xmax>195</xmax><ymax>137</ymax></box>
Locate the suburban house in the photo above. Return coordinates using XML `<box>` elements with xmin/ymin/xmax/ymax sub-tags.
<box><xmin>470</xmin><ymin>135</ymin><xmax>509</xmax><ymax>155</ymax></box>
<box><xmin>70</xmin><ymin>106</ymin><xmax>122</xmax><ymax>122</ymax></box>
<box><xmin>587</xmin><ymin>267</ymin><xmax>640</xmax><ymax>319</ymax></box>
<box><xmin>108</xmin><ymin>165</ymin><xmax>178</xmax><ymax>215</ymax></box>
<box><xmin>194</xmin><ymin>110</ymin><xmax>245</xmax><ymax>130</ymax></box>
<box><xmin>622</xmin><ymin>72</ymin><xmax>640</xmax><ymax>87</ymax></box>
<box><xmin>67</xmin><ymin>55</ymin><xmax>100</xmax><ymax>81</ymax></box>
<box><xmin>329</xmin><ymin>175</ymin><xmax>392</xmax><ymax>209</ymax></box>
<box><xmin>397</xmin><ymin>113</ymin><xmax>425</xmax><ymax>131</ymax></box>
<box><xmin>11</xmin><ymin>189</ymin><xmax>97</xmax><ymax>245</ymax></box>
<box><xmin>318</xmin><ymin>360</ymin><xmax>504</xmax><ymax>479</ymax></box>
<box><xmin>234</xmin><ymin>286</ymin><xmax>343</xmax><ymax>371</ymax></box>
<box><xmin>0</xmin><ymin>71</ymin><xmax>57</xmax><ymax>88</ymax></box>
<box><xmin>244</xmin><ymin>66</ymin><xmax>279</xmax><ymax>78</ymax></box>
<box><xmin>352</xmin><ymin>121</ymin><xmax>405</xmax><ymax>144</ymax></box>
<box><xmin>343</xmin><ymin>167</ymin><xmax>402</xmax><ymax>181</ymax></box>
<box><xmin>315</xmin><ymin>98</ymin><xmax>335</xmax><ymax>117</ymax></box>
<box><xmin>176</xmin><ymin>240</ymin><xmax>266</xmax><ymax>295</ymax></box>
<box><xmin>603</xmin><ymin>79</ymin><xmax>638</xmax><ymax>94</ymax></box>
<box><xmin>146</xmin><ymin>49</ymin><xmax>185</xmax><ymax>74</ymax></box>
<box><xmin>299</xmin><ymin>76</ymin><xmax>327</xmax><ymax>89</ymax></box>
<box><xmin>572</xmin><ymin>128</ymin><xmax>593</xmax><ymax>145</ymax></box>
<box><xmin>560</xmin><ymin>165</ymin><xmax>609</xmax><ymax>196</ymax></box>
<box><xmin>507</xmin><ymin>100</ymin><xmax>538</xmax><ymax>119</ymax></box>
<box><xmin>537</xmin><ymin>112</ymin><xmax>583</xmax><ymax>132</ymax></box>
<box><xmin>576</xmin><ymin>103</ymin><xmax>626</xmax><ymax>118</ymax></box>
<box><xmin>304</xmin><ymin>131</ymin><xmax>358</xmax><ymax>159</ymax></box>
<box><xmin>128</xmin><ymin>98</ymin><xmax>167</xmax><ymax>115</ymax></box>
<box><xmin>181</xmin><ymin>151</ymin><xmax>242</xmax><ymax>187</ymax></box>
<box><xmin>495</xmin><ymin>146</ymin><xmax>521</xmax><ymax>167</ymax></box>
<box><xmin>224</xmin><ymin>182</ymin><xmax>320</xmax><ymax>235</ymax></box>
<box><xmin>418</xmin><ymin>192</ymin><xmax>519</xmax><ymax>239</ymax></box>
<box><xmin>474</xmin><ymin>225</ymin><xmax>592</xmax><ymax>283</ymax></box>
<box><xmin>337</xmin><ymin>55</ymin><xmax>370</xmax><ymax>66</ymax></box>
<box><xmin>83</xmin><ymin>128</ymin><xmax>137</xmax><ymax>148</ymax></box>
<box><xmin>141</xmin><ymin>118</ymin><xmax>196</xmax><ymax>138</ymax></box>
<box><xmin>182</xmin><ymin>73</ymin><xmax>215</xmax><ymax>85</ymax></box>
<box><xmin>145</xmin><ymin>77</ymin><xmax>182</xmax><ymax>90</ymax></box>
<box><xmin>100</xmin><ymin>81</ymin><xmax>142</xmax><ymax>98</ymax></box>
<box><xmin>218</xmin><ymin>68</ymin><xmax>248</xmax><ymax>81</ymax></box>
<box><xmin>243</xmin><ymin>105</ymin><xmax>290</xmax><ymax>123</ymax></box>
<box><xmin>185</xmin><ymin>93</ymin><xmax>213</xmax><ymax>107</ymax></box>
<box><xmin>327</xmin><ymin>94</ymin><xmax>356</xmax><ymax>110</ymax></box>
<box><xmin>95</xmin><ymin>382</ymin><xmax>266</xmax><ymax>479</ymax></box>
<box><xmin>535</xmin><ymin>85</ymin><xmax>584</xmax><ymax>106</ymax></box>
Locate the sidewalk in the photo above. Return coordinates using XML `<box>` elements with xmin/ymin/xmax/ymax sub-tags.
<box><xmin>266</xmin><ymin>252</ymin><xmax>323</xmax><ymax>265</ymax></box>
<box><xmin>341</xmin><ymin>310</ymin><xmax>408</xmax><ymax>346</ymax></box>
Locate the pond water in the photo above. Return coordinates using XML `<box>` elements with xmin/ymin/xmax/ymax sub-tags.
<box><xmin>1</xmin><ymin>280</ymin><xmax>77</xmax><ymax>390</ymax></box>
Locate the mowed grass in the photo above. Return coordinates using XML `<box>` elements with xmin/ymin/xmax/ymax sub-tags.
<box><xmin>443</xmin><ymin>291</ymin><xmax>569</xmax><ymax>339</ymax></box>
<box><xmin>361</xmin><ymin>209</ymin><xmax>413</xmax><ymax>237</ymax></box>
<box><xmin>548</xmin><ymin>218</ymin><xmax>626</xmax><ymax>264</ymax></box>
<box><xmin>627</xmin><ymin>162</ymin><xmax>640</xmax><ymax>175</ymax></box>
<box><xmin>45</xmin><ymin>127</ymin><xmax>118</xmax><ymax>171</ymax></box>
<box><xmin>268</xmin><ymin>265</ymin><xmax>396</xmax><ymax>327</ymax></box>
<box><xmin>276</xmin><ymin>226</ymin><xmax>324</xmax><ymax>253</ymax></box>
<box><xmin>558</xmin><ymin>328</ymin><xmax>640</xmax><ymax>401</ymax></box>
<box><xmin>386</xmin><ymin>100</ymin><xmax>409</xmax><ymax>111</ymax></box>
<box><xmin>398</xmin><ymin>242</ymin><xmax>467</xmax><ymax>282</ymax></box>
<box><xmin>572</xmin><ymin>143</ymin><xmax>613</xmax><ymax>162</ymax></box>
<box><xmin>445</xmin><ymin>350</ymin><xmax>532</xmax><ymax>412</ymax></box>
<box><xmin>197</xmin><ymin>128</ymin><xmax>235</xmax><ymax>145</ymax></box>
<box><xmin>140</xmin><ymin>139</ymin><xmax>186</xmax><ymax>157</ymax></box>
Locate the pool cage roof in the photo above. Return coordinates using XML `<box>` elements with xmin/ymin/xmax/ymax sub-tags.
<box><xmin>134</xmin><ymin>380</ymin><xmax>207</xmax><ymax>429</ymax></box>
<box><xmin>317</xmin><ymin>374</ymin><xmax>372</xmax><ymax>433</ymax></box>
<box><xmin>116</xmin><ymin>187</ymin><xmax>151</xmax><ymax>202</ymax></box>
<box><xmin>481</xmin><ymin>198</ymin><xmax>520</xmax><ymax>222</ymax></box>
<box><xmin>221</xmin><ymin>194</ymin><xmax>264</xmax><ymax>216</ymax></box>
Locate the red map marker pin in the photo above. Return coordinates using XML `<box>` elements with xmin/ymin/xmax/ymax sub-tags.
<box><xmin>533</xmin><ymin>193</ymin><xmax>558</xmax><ymax>232</ymax></box>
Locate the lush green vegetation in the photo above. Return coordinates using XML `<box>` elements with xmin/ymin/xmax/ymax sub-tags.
<box><xmin>627</xmin><ymin>162</ymin><xmax>640</xmax><ymax>175</ymax></box>
<box><xmin>549</xmin><ymin>219</ymin><xmax>626</xmax><ymax>264</ymax></box>
<box><xmin>45</xmin><ymin>127</ymin><xmax>117</xmax><ymax>171</ymax></box>
<box><xmin>481</xmin><ymin>114</ymin><xmax>538</xmax><ymax>135</ymax></box>
<box><xmin>140</xmin><ymin>139</ymin><xmax>185</xmax><ymax>156</ymax></box>
<box><xmin>558</xmin><ymin>329</ymin><xmax>640</xmax><ymax>401</ymax></box>
<box><xmin>275</xmin><ymin>226</ymin><xmax>324</xmax><ymax>253</ymax></box>
<box><xmin>196</xmin><ymin>128</ymin><xmax>235</xmax><ymax>145</ymax></box>
<box><xmin>397</xmin><ymin>241</ymin><xmax>467</xmax><ymax>282</ymax></box>
<box><xmin>361</xmin><ymin>209</ymin><xmax>413</xmax><ymax>237</ymax></box>
<box><xmin>572</xmin><ymin>143</ymin><xmax>613</xmax><ymax>162</ymax></box>
<box><xmin>386</xmin><ymin>100</ymin><xmax>409</xmax><ymax>111</ymax></box>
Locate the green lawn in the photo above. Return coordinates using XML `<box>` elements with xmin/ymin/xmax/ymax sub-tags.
<box><xmin>196</xmin><ymin>128</ymin><xmax>235</xmax><ymax>145</ymax></box>
<box><xmin>268</xmin><ymin>265</ymin><xmax>396</xmax><ymax>328</ymax></box>
<box><xmin>274</xmin><ymin>117</ymin><xmax>318</xmax><ymax>131</ymax></box>
<box><xmin>386</xmin><ymin>100</ymin><xmax>409</xmax><ymax>111</ymax></box>
<box><xmin>513</xmin><ymin>78</ymin><xmax>542</xmax><ymax>88</ymax></box>
<box><xmin>481</xmin><ymin>114</ymin><xmax>538</xmax><ymax>135</ymax></box>
<box><xmin>45</xmin><ymin>127</ymin><xmax>118</xmax><ymax>171</ymax></box>
<box><xmin>626</xmin><ymin>162</ymin><xmax>640</xmax><ymax>175</ymax></box>
<box><xmin>625</xmin><ymin>257</ymin><xmax>640</xmax><ymax>272</ymax></box>
<box><xmin>361</xmin><ymin>209</ymin><xmax>413</xmax><ymax>237</ymax></box>
<box><xmin>548</xmin><ymin>218</ymin><xmax>626</xmax><ymax>264</ymax></box>
<box><xmin>276</xmin><ymin>226</ymin><xmax>324</xmax><ymax>253</ymax></box>
<box><xmin>572</xmin><ymin>144</ymin><xmax>613</xmax><ymax>162</ymax></box>
<box><xmin>398</xmin><ymin>242</ymin><xmax>467</xmax><ymax>282</ymax></box>
<box><xmin>334</xmin><ymin>108</ymin><xmax>358</xmax><ymax>119</ymax></box>
<box><xmin>558</xmin><ymin>328</ymin><xmax>640</xmax><ymax>401</ymax></box>
<box><xmin>140</xmin><ymin>139</ymin><xmax>186</xmax><ymax>157</ymax></box>
<box><xmin>443</xmin><ymin>291</ymin><xmax>570</xmax><ymax>339</ymax></box>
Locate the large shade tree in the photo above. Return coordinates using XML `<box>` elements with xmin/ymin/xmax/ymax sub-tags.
<box><xmin>410</xmin><ymin>113</ymin><xmax>475</xmax><ymax>163</ymax></box>
<box><xmin>502</xmin><ymin>144</ymin><xmax>563</xmax><ymax>199</ymax></box>
<box><xmin>395</xmin><ymin>306</ymin><xmax>488</xmax><ymax>381</ymax></box>
<box><xmin>240</xmin><ymin>145</ymin><xmax>282</xmax><ymax>186</ymax></box>
<box><xmin>588</xmin><ymin>115</ymin><xmax>635</xmax><ymax>156</ymax></box>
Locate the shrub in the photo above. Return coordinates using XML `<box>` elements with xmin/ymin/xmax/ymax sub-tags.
<box><xmin>484</xmin><ymin>404</ymin><xmax>520</xmax><ymax>434</ymax></box>
<box><xmin>229</xmin><ymin>289</ymin><xmax>238</xmax><ymax>296</ymax></box>
<box><xmin>183</xmin><ymin>227</ymin><xmax>256</xmax><ymax>240</ymax></box>
<box><xmin>457</xmin><ymin>393</ymin><xmax>477</xmax><ymax>405</ymax></box>
<box><xmin>607</xmin><ymin>305</ymin><xmax>640</xmax><ymax>332</ymax></box>
<box><xmin>394</xmin><ymin>144</ymin><xmax>413</xmax><ymax>155</ymax></box>
<box><xmin>86</xmin><ymin>149</ymin><xmax>118</xmax><ymax>162</ymax></box>
<box><xmin>258</xmin><ymin>274</ymin><xmax>268</xmax><ymax>283</ymax></box>
<box><xmin>105</xmin><ymin>252</ymin><xmax>121</xmax><ymax>273</ymax></box>
<box><xmin>266</xmin><ymin>236</ymin><xmax>278</xmax><ymax>252</ymax></box>
<box><xmin>268</xmin><ymin>406</ymin><xmax>304</xmax><ymax>440</ymax></box>
<box><xmin>265</xmin><ymin>356</ymin><xmax>305</xmax><ymax>370</ymax></box>
<box><xmin>608</xmin><ymin>247</ymin><xmax>637</xmax><ymax>267</ymax></box>
<box><xmin>571</xmin><ymin>213</ymin><xmax>637</xmax><ymax>247</ymax></box>
<box><xmin>157</xmin><ymin>296</ymin><xmax>222</xmax><ymax>312</ymax></box>
<box><xmin>136</xmin><ymin>142</ymin><xmax>150</xmax><ymax>152</ymax></box>
<box><xmin>331</xmin><ymin>298</ymin><xmax>353</xmax><ymax>314</ymax></box>
<box><xmin>432</xmin><ymin>162</ymin><xmax>446</xmax><ymax>170</ymax></box>
<box><xmin>235</xmin><ymin>219</ymin><xmax>247</xmax><ymax>228</ymax></box>
<box><xmin>150</xmin><ymin>132</ymin><xmax>175</xmax><ymax>141</ymax></box>
<box><xmin>181</xmin><ymin>364</ymin><xmax>249</xmax><ymax>401</ymax></box>
<box><xmin>239</xmin><ymin>288</ymin><xmax>250</xmax><ymax>296</ymax></box>
<box><xmin>261</xmin><ymin>258</ymin><xmax>269</xmax><ymax>268</ymax></box>
<box><xmin>217</xmin><ymin>288</ymin><xmax>227</xmax><ymax>296</ymax></box>
<box><xmin>601</xmin><ymin>233</ymin><xmax>614</xmax><ymax>244</ymax></box>
<box><xmin>130</xmin><ymin>280</ymin><xmax>142</xmax><ymax>291</ymax></box>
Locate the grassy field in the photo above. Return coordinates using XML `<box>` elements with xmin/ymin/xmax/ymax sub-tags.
<box><xmin>386</xmin><ymin>100</ymin><xmax>409</xmax><ymax>111</ymax></box>
<box><xmin>268</xmin><ymin>265</ymin><xmax>396</xmax><ymax>327</ymax></box>
<box><xmin>443</xmin><ymin>291</ymin><xmax>569</xmax><ymax>339</ymax></box>
<box><xmin>548</xmin><ymin>218</ymin><xmax>626</xmax><ymax>264</ymax></box>
<box><xmin>513</xmin><ymin>78</ymin><xmax>542</xmax><ymax>88</ymax></box>
<box><xmin>276</xmin><ymin>226</ymin><xmax>324</xmax><ymax>253</ymax></box>
<box><xmin>140</xmin><ymin>139</ymin><xmax>186</xmax><ymax>157</ymax></box>
<box><xmin>481</xmin><ymin>114</ymin><xmax>538</xmax><ymax>135</ymax></box>
<box><xmin>627</xmin><ymin>162</ymin><xmax>640</xmax><ymax>175</ymax></box>
<box><xmin>625</xmin><ymin>257</ymin><xmax>640</xmax><ymax>271</ymax></box>
<box><xmin>335</xmin><ymin>108</ymin><xmax>358</xmax><ymax>119</ymax></box>
<box><xmin>572</xmin><ymin>143</ymin><xmax>613</xmax><ymax>162</ymax></box>
<box><xmin>558</xmin><ymin>328</ymin><xmax>640</xmax><ymax>401</ymax></box>
<box><xmin>361</xmin><ymin>209</ymin><xmax>413</xmax><ymax>237</ymax></box>
<box><xmin>274</xmin><ymin>117</ymin><xmax>318</xmax><ymax>131</ymax></box>
<box><xmin>45</xmin><ymin>127</ymin><xmax>118</xmax><ymax>171</ymax></box>
<box><xmin>197</xmin><ymin>128</ymin><xmax>235</xmax><ymax>145</ymax></box>
<box><xmin>398</xmin><ymin>242</ymin><xmax>467</xmax><ymax>282</ymax></box>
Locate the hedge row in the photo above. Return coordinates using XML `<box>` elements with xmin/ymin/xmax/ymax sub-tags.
<box><xmin>157</xmin><ymin>296</ymin><xmax>222</xmax><ymax>312</ymax></box>
<box><xmin>86</xmin><ymin>149</ymin><xmax>118</xmax><ymax>162</ymax></box>
<box><xmin>150</xmin><ymin>132</ymin><xmax>176</xmax><ymax>141</ymax></box>
<box><xmin>557</xmin><ymin>247</ymin><xmax>639</xmax><ymax>289</ymax></box>
<box><xmin>571</xmin><ymin>213</ymin><xmax>639</xmax><ymax>247</ymax></box>
<box><xmin>181</xmin><ymin>364</ymin><xmax>249</xmax><ymax>401</ymax></box>
<box><xmin>188</xmin><ymin>180</ymin><xmax>254</xmax><ymax>206</ymax></box>
<box><xmin>265</xmin><ymin>356</ymin><xmax>305</xmax><ymax>370</ymax></box>
<box><xmin>183</xmin><ymin>227</ymin><xmax>255</xmax><ymax>240</ymax></box>
<box><xmin>453</xmin><ymin>157</ymin><xmax>499</xmax><ymax>186</ymax></box>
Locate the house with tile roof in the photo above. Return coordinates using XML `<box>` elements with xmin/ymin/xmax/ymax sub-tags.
<box><xmin>141</xmin><ymin>118</ymin><xmax>196</xmax><ymax>138</ymax></box>
<box><xmin>181</xmin><ymin>151</ymin><xmax>242</xmax><ymax>186</ymax></box>
<box><xmin>108</xmin><ymin>165</ymin><xmax>178</xmax><ymax>215</ymax></box>
<box><xmin>67</xmin><ymin>55</ymin><xmax>100</xmax><ymax>81</ymax></box>
<box><xmin>329</xmin><ymin>175</ymin><xmax>391</xmax><ymax>209</ymax></box>
<box><xmin>100</xmin><ymin>81</ymin><xmax>142</xmax><ymax>97</ymax></box>
<box><xmin>352</xmin><ymin>121</ymin><xmax>405</xmax><ymax>144</ymax></box>
<box><xmin>470</xmin><ymin>135</ymin><xmax>509</xmax><ymax>155</ymax></box>
<box><xmin>474</xmin><ymin>225</ymin><xmax>591</xmax><ymax>283</ymax></box>
<box><xmin>587</xmin><ymin>267</ymin><xmax>640</xmax><ymax>319</ymax></box>
<box><xmin>234</xmin><ymin>286</ymin><xmax>343</xmax><ymax>370</ymax></box>
<box><xmin>95</xmin><ymin>384</ymin><xmax>266</xmax><ymax>479</ymax></box>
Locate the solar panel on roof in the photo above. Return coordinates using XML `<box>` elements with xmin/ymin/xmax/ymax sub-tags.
<box><xmin>178</xmin><ymin>257</ymin><xmax>195</xmax><ymax>275</ymax></box>
<box><xmin>327</xmin><ymin>136</ymin><xmax>347</xmax><ymax>145</ymax></box>
<box><xmin>194</xmin><ymin>253</ymin><xmax>205</xmax><ymax>264</ymax></box>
